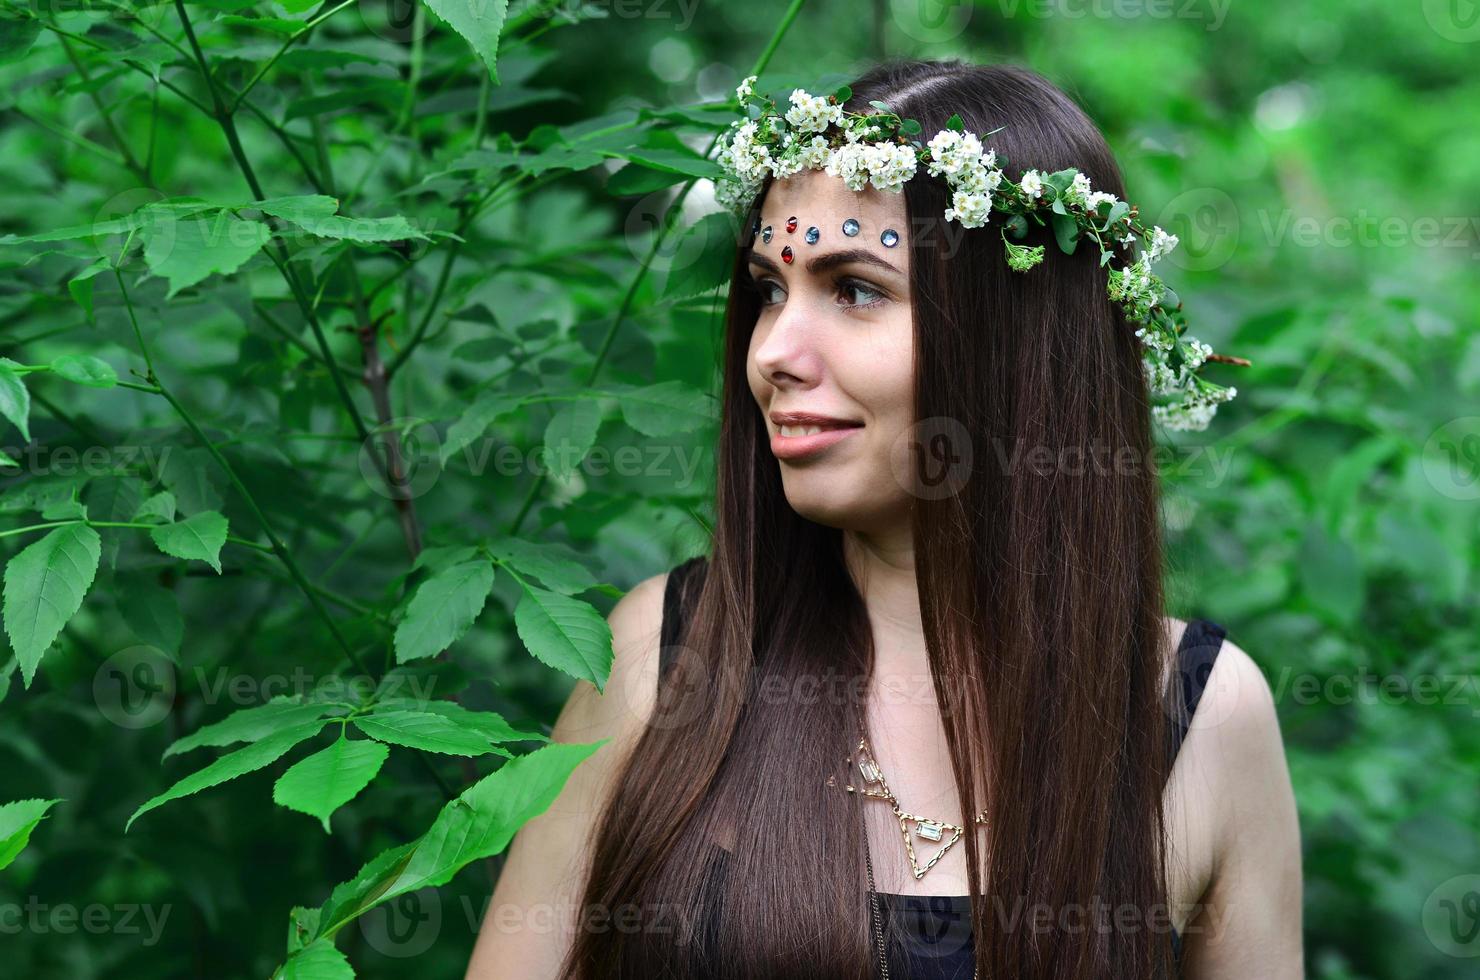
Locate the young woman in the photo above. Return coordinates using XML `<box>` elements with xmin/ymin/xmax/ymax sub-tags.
<box><xmin>468</xmin><ymin>59</ymin><xmax>1302</xmax><ymax>979</ymax></box>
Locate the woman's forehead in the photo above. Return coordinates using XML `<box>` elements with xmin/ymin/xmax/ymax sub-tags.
<box><xmin>758</xmin><ymin>170</ymin><xmax>906</xmax><ymax>223</ymax></box>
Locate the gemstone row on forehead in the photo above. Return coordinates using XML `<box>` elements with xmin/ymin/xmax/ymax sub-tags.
<box><xmin>753</xmin><ymin>216</ymin><xmax>898</xmax><ymax>248</ymax></box>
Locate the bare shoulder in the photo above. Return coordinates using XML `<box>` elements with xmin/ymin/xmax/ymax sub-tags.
<box><xmin>464</xmin><ymin>570</ymin><xmax>671</xmax><ymax>980</ymax></box>
<box><xmin>1176</xmin><ymin>632</ymin><xmax>1305</xmax><ymax>977</ymax></box>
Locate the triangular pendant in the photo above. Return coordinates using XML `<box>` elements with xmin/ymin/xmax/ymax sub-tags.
<box><xmin>896</xmin><ymin>812</ymin><xmax>964</xmax><ymax>879</ymax></box>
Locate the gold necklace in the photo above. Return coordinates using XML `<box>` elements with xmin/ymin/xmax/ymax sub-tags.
<box><xmin>838</xmin><ymin>731</ymin><xmax>990</xmax><ymax>879</ymax></box>
<box><xmin>838</xmin><ymin>730</ymin><xmax>987</xmax><ymax>979</ymax></box>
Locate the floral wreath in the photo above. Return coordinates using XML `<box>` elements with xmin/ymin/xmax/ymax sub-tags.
<box><xmin>713</xmin><ymin>76</ymin><xmax>1250</xmax><ymax>432</ymax></box>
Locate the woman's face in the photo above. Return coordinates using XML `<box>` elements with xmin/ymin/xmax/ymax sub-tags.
<box><xmin>745</xmin><ymin>170</ymin><xmax>916</xmax><ymax>532</ymax></box>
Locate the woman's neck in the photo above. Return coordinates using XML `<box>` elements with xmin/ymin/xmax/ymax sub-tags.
<box><xmin>842</xmin><ymin>528</ymin><xmax>930</xmax><ymax>678</ymax></box>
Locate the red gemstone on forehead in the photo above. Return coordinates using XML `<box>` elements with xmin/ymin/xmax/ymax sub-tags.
<box><xmin>781</xmin><ymin>245</ymin><xmax>794</xmax><ymax>263</ymax></box>
<box><xmin>786</xmin><ymin>215</ymin><xmax>798</xmax><ymax>233</ymax></box>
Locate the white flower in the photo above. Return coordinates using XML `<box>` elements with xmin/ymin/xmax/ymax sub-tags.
<box><xmin>1147</xmin><ymin>225</ymin><xmax>1179</xmax><ymax>261</ymax></box>
<box><xmin>925</xmin><ymin>130</ymin><xmax>985</xmax><ymax>179</ymax></box>
<box><xmin>770</xmin><ymin>151</ymin><xmax>806</xmax><ymax>180</ymax></box>
<box><xmin>795</xmin><ymin>134</ymin><xmax>831</xmax><ymax>170</ymax></box>
<box><xmin>1020</xmin><ymin>170</ymin><xmax>1044</xmax><ymax>199</ymax></box>
<box><xmin>824</xmin><ymin>142</ymin><xmax>871</xmax><ymax>191</ymax></box>
<box><xmin>1063</xmin><ymin>171</ymin><xmax>1093</xmax><ymax>207</ymax></box>
<box><xmin>784</xmin><ymin>88</ymin><xmax>843</xmax><ymax>133</ymax></box>
<box><xmin>720</xmin><ymin>119</ymin><xmax>776</xmax><ymax>183</ymax></box>
<box><xmin>863</xmin><ymin>141</ymin><xmax>918</xmax><ymax>193</ymax></box>
<box><xmin>714</xmin><ymin>176</ymin><xmax>760</xmax><ymax>213</ymax></box>
<box><xmin>1086</xmin><ymin>190</ymin><xmax>1117</xmax><ymax>211</ymax></box>
<box><xmin>736</xmin><ymin>74</ymin><xmax>757</xmax><ymax>102</ymax></box>
<box><xmin>944</xmin><ymin>189</ymin><xmax>993</xmax><ymax>228</ymax></box>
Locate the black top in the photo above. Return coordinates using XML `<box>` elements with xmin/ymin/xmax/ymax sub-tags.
<box><xmin>658</xmin><ymin>555</ymin><xmax>1227</xmax><ymax>978</ymax></box>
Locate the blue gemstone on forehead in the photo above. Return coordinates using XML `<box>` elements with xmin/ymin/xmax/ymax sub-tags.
<box><xmin>881</xmin><ymin>228</ymin><xmax>900</xmax><ymax>247</ymax></box>
<box><xmin>762</xmin><ymin>225</ymin><xmax>773</xmax><ymax>244</ymax></box>
<box><xmin>805</xmin><ymin>226</ymin><xmax>820</xmax><ymax>244</ymax></box>
<box><xmin>842</xmin><ymin>218</ymin><xmax>860</xmax><ymax>237</ymax></box>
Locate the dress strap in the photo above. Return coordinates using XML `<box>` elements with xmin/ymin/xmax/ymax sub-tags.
<box><xmin>659</xmin><ymin>555</ymin><xmax>709</xmax><ymax>682</ymax></box>
<box><xmin>1166</xmin><ymin>618</ymin><xmax>1229</xmax><ymax>767</ymax></box>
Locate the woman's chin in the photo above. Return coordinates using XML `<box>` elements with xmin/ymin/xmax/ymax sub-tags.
<box><xmin>779</xmin><ymin>472</ymin><xmax>900</xmax><ymax>530</ymax></box>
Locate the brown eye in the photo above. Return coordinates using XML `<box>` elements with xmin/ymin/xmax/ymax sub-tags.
<box><xmin>837</xmin><ymin>277</ymin><xmax>885</xmax><ymax>308</ymax></box>
<box><xmin>748</xmin><ymin>276</ymin><xmax>785</xmax><ymax>306</ymax></box>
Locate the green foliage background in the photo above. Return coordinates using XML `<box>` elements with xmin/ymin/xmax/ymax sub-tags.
<box><xmin>0</xmin><ymin>0</ymin><xmax>1477</xmax><ymax>977</ymax></box>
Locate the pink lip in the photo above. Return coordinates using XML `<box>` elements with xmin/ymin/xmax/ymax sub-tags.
<box><xmin>769</xmin><ymin>423</ymin><xmax>863</xmax><ymax>460</ymax></box>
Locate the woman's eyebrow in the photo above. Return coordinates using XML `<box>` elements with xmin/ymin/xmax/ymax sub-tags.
<box><xmin>745</xmin><ymin>248</ymin><xmax>903</xmax><ymax>278</ymax></box>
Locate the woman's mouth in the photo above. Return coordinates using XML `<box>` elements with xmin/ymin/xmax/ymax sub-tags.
<box><xmin>770</xmin><ymin>421</ymin><xmax>863</xmax><ymax>460</ymax></box>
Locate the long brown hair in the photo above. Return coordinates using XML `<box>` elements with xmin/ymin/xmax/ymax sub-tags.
<box><xmin>563</xmin><ymin>58</ymin><xmax>1178</xmax><ymax>979</ymax></box>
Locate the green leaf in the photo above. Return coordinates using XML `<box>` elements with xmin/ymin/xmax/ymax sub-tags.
<box><xmin>3</xmin><ymin>524</ymin><xmax>101</xmax><ymax>687</ymax></box>
<box><xmin>274</xmin><ymin>738</ymin><xmax>389</xmax><ymax>833</ymax></box>
<box><xmin>440</xmin><ymin>389</ymin><xmax>524</xmax><ymax>464</ymax></box>
<box><xmin>371</xmin><ymin>698</ymin><xmax>547</xmax><ymax>744</ymax></box>
<box><xmin>67</xmin><ymin>257</ymin><xmax>112</xmax><ymax>322</ymax></box>
<box><xmin>392</xmin><ymin>560</ymin><xmax>495</xmax><ymax>663</ymax></box>
<box><xmin>220</xmin><ymin>14</ymin><xmax>303</xmax><ymax>34</ymax></box>
<box><xmin>149</xmin><ymin>510</ymin><xmax>229</xmax><ymax>573</ymax></box>
<box><xmin>1050</xmin><ymin>211</ymin><xmax>1080</xmax><ymax>255</ymax></box>
<box><xmin>614</xmin><ymin>138</ymin><xmax>724</xmax><ymax>181</ymax></box>
<box><xmin>164</xmin><ymin>698</ymin><xmax>336</xmax><ymax>758</ymax></box>
<box><xmin>133</xmin><ymin>490</ymin><xmax>177</xmax><ymax>524</ymax></box>
<box><xmin>0</xmin><ymin>798</ymin><xmax>63</xmax><ymax>871</ymax></box>
<box><xmin>513</xmin><ymin>585</ymin><xmax>613</xmax><ymax>690</ymax></box>
<box><xmin>487</xmin><ymin>537</ymin><xmax>596</xmax><ymax>595</ymax></box>
<box><xmin>613</xmin><ymin>380</ymin><xmax>714</xmax><ymax>437</ymax></box>
<box><xmin>542</xmin><ymin>399</ymin><xmax>602</xmax><ymax>480</ymax></box>
<box><xmin>282</xmin><ymin>939</ymin><xmax>354</xmax><ymax>980</ymax></box>
<box><xmin>255</xmin><ymin>196</ymin><xmax>430</xmax><ymax>245</ymax></box>
<box><xmin>352</xmin><ymin>709</ymin><xmax>500</xmax><ymax>756</ymax></box>
<box><xmin>660</xmin><ymin>211</ymin><xmax>739</xmax><ymax>301</ymax></box>
<box><xmin>423</xmin><ymin>0</ymin><xmax>511</xmax><ymax>82</ymax></box>
<box><xmin>128</xmin><ymin>721</ymin><xmax>329</xmax><ymax>831</ymax></box>
<box><xmin>307</xmin><ymin>740</ymin><xmax>604</xmax><ymax>943</ymax></box>
<box><xmin>287</xmin><ymin>905</ymin><xmax>321</xmax><ymax>955</ymax></box>
<box><xmin>49</xmin><ymin>354</ymin><xmax>118</xmax><ymax>388</ymax></box>
<box><xmin>0</xmin><ymin>359</ymin><xmax>31</xmax><ymax>442</ymax></box>
<box><xmin>606</xmin><ymin>162</ymin><xmax>688</xmax><ymax>196</ymax></box>
<box><xmin>144</xmin><ymin>210</ymin><xmax>272</xmax><ymax>299</ymax></box>
<box><xmin>0</xmin><ymin>17</ymin><xmax>41</xmax><ymax>65</ymax></box>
